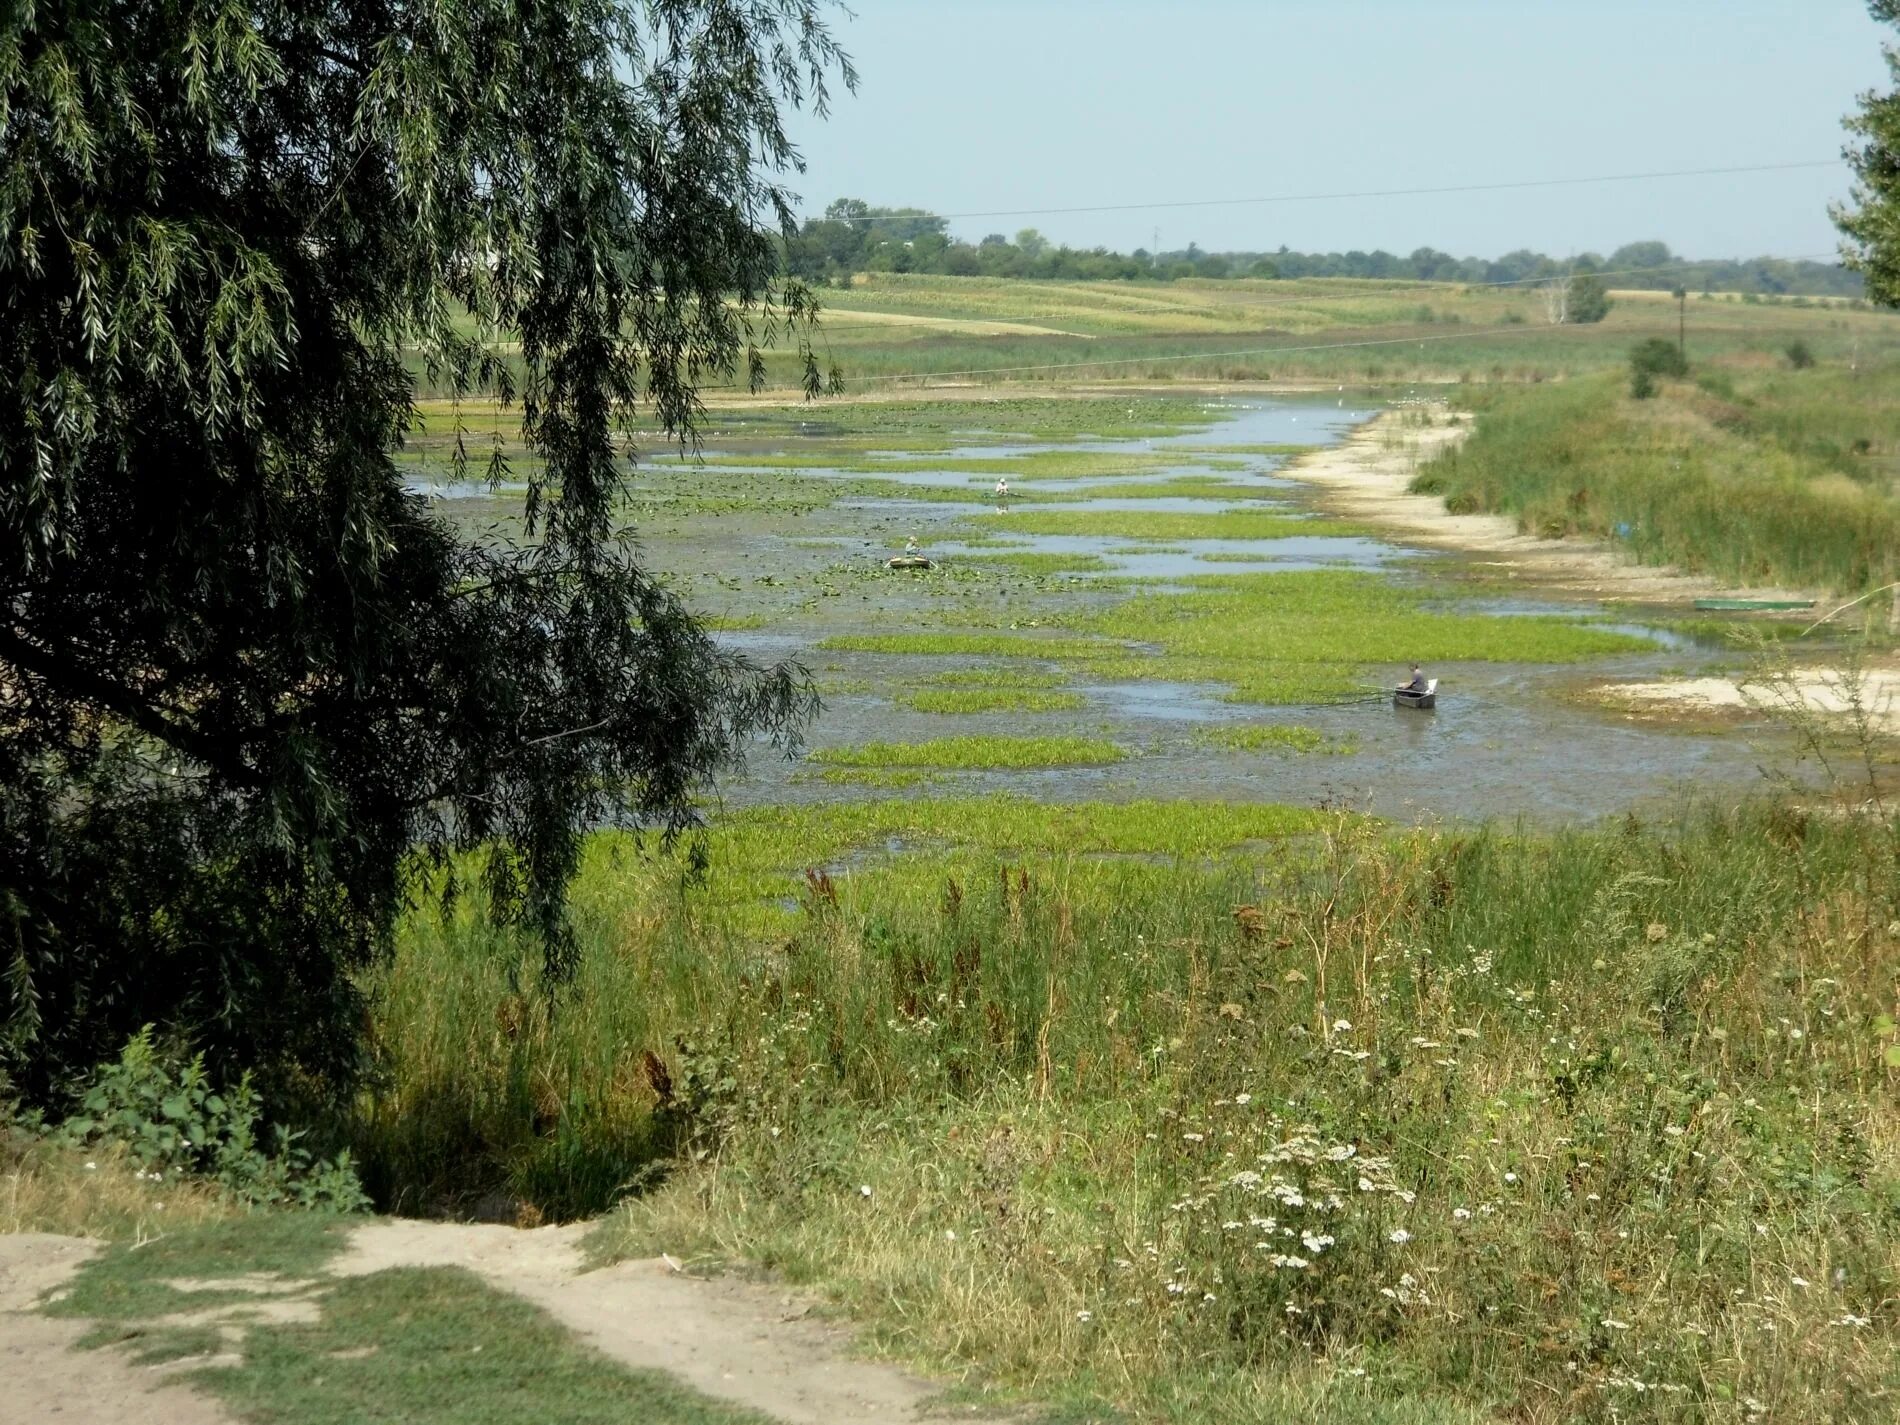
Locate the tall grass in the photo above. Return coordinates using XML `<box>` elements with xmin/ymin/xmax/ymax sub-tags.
<box><xmin>1414</xmin><ymin>367</ymin><xmax>1900</xmax><ymax>593</ymax></box>
<box><xmin>357</xmin><ymin>794</ymin><xmax>1900</xmax><ymax>1419</ymax></box>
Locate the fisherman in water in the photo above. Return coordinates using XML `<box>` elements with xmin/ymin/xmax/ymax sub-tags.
<box><xmin>994</xmin><ymin>477</ymin><xmax>1010</xmax><ymax>509</ymax></box>
<box><xmin>1397</xmin><ymin>663</ymin><xmax>1428</xmax><ymax>694</ymax></box>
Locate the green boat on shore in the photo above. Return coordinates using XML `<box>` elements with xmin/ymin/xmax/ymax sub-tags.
<box><xmin>1693</xmin><ymin>597</ymin><xmax>1815</xmax><ymax>612</ymax></box>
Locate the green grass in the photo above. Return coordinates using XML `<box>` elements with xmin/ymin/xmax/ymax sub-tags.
<box><xmin>895</xmin><ymin>687</ymin><xmax>1088</xmax><ymax>714</ymax></box>
<box><xmin>809</xmin><ymin>736</ymin><xmax>1125</xmax><ymax>769</ymax></box>
<box><xmin>1415</xmin><ymin>365</ymin><xmax>1900</xmax><ymax>594</ymax></box>
<box><xmin>216</xmin><ymin>1268</ymin><xmax>772</xmax><ymax>1425</ymax></box>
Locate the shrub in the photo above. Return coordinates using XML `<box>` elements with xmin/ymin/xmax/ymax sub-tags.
<box><xmin>1630</xmin><ymin>337</ymin><xmax>1686</xmax><ymax>395</ymax></box>
<box><xmin>56</xmin><ymin>1029</ymin><xmax>369</xmax><ymax>1212</ymax></box>
<box><xmin>1786</xmin><ymin>339</ymin><xmax>1816</xmax><ymax>369</ymax></box>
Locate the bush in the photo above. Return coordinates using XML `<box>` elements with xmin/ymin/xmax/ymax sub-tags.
<box><xmin>56</xmin><ymin>1029</ymin><xmax>369</xmax><ymax>1212</ymax></box>
<box><xmin>1629</xmin><ymin>337</ymin><xmax>1687</xmax><ymax>398</ymax></box>
<box><xmin>1566</xmin><ymin>272</ymin><xmax>1613</xmax><ymax>323</ymax></box>
<box><xmin>1786</xmin><ymin>339</ymin><xmax>1816</xmax><ymax>369</ymax></box>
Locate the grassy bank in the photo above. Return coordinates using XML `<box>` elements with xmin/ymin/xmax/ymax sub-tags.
<box><xmin>1414</xmin><ymin>362</ymin><xmax>1900</xmax><ymax>594</ymax></box>
<box><xmin>347</xmin><ymin>793</ymin><xmax>1899</xmax><ymax>1422</ymax></box>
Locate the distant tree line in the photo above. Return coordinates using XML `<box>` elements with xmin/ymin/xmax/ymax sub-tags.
<box><xmin>785</xmin><ymin>201</ymin><xmax>1864</xmax><ymax>298</ymax></box>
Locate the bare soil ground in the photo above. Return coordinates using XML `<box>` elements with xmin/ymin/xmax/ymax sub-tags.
<box><xmin>1276</xmin><ymin>409</ymin><xmax>1826</xmax><ymax>608</ymax></box>
<box><xmin>2</xmin><ymin>1224</ymin><xmax>990</xmax><ymax>1424</ymax></box>
<box><xmin>0</xmin><ymin>1233</ymin><xmax>241</xmax><ymax>1425</ymax></box>
<box><xmin>336</xmin><ymin>1220</ymin><xmax>977</xmax><ymax>1424</ymax></box>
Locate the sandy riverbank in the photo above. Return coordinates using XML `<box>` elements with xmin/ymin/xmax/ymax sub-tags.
<box><xmin>1604</xmin><ymin>668</ymin><xmax>1900</xmax><ymax>734</ymax></box>
<box><xmin>1275</xmin><ymin>409</ymin><xmax>1827</xmax><ymax>609</ymax></box>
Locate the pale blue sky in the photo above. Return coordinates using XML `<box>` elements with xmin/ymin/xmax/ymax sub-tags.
<box><xmin>783</xmin><ymin>0</ymin><xmax>1892</xmax><ymax>260</ymax></box>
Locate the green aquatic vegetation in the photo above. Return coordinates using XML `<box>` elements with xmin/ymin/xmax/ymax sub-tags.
<box><xmin>988</xmin><ymin>509</ymin><xmax>1356</xmax><ymax>541</ymax></box>
<box><xmin>817</xmin><ymin>632</ymin><xmax>1119</xmax><ymax>660</ymax></box>
<box><xmin>896</xmin><ymin>687</ymin><xmax>1088</xmax><ymax>714</ymax></box>
<box><xmin>809</xmin><ymin>735</ymin><xmax>1125</xmax><ymax>770</ymax></box>
<box><xmin>1080</xmin><ymin>569</ymin><xmax>1652</xmax><ymax>704</ymax></box>
<box><xmin>950</xmin><ymin>534</ymin><xmax>1034</xmax><ymax>549</ymax></box>
<box><xmin>954</xmin><ymin>552</ymin><xmax>1115</xmax><ymax>575</ymax></box>
<box><xmin>922</xmin><ymin>667</ymin><xmax>1070</xmax><ymax>689</ymax></box>
<box><xmin>805</xmin><ymin>768</ymin><xmax>947</xmax><ymax>789</ymax></box>
<box><xmin>1026</xmin><ymin>476</ymin><xmax>1286</xmax><ymax>504</ymax></box>
<box><xmin>1194</xmin><ymin>723</ymin><xmax>1354</xmax><ymax>754</ymax></box>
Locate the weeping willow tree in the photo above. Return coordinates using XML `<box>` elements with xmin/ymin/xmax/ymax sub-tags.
<box><xmin>0</xmin><ymin>1</ymin><xmax>850</xmax><ymax>1101</ymax></box>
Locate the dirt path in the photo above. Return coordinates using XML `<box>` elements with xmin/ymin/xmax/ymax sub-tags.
<box><xmin>1277</xmin><ymin>409</ymin><xmax>1825</xmax><ymax>608</ymax></box>
<box><xmin>0</xmin><ymin>1233</ymin><xmax>241</xmax><ymax>1425</ymax></box>
<box><xmin>335</xmin><ymin>1220</ymin><xmax>974</xmax><ymax>1424</ymax></box>
<box><xmin>2</xmin><ymin>1224</ymin><xmax>984</xmax><ymax>1424</ymax></box>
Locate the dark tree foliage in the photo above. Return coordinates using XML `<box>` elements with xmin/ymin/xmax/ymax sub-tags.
<box><xmin>1837</xmin><ymin>1</ymin><xmax>1900</xmax><ymax>305</ymax></box>
<box><xmin>0</xmin><ymin>1</ymin><xmax>849</xmax><ymax>1102</ymax></box>
<box><xmin>1565</xmin><ymin>273</ymin><xmax>1613</xmax><ymax>325</ymax></box>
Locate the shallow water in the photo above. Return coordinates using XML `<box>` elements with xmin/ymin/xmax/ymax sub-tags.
<box><xmin>422</xmin><ymin>396</ymin><xmax>1789</xmax><ymax>825</ymax></box>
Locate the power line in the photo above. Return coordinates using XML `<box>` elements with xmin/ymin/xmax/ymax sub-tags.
<box><xmin>812</xmin><ymin>159</ymin><xmax>1846</xmax><ymax>228</ymax></box>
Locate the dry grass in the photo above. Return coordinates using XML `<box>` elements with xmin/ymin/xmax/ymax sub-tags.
<box><xmin>2</xmin><ymin>1132</ymin><xmax>231</xmax><ymax>1239</ymax></box>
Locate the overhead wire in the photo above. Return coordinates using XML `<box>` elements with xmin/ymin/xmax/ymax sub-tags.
<box><xmin>811</xmin><ymin>159</ymin><xmax>1847</xmax><ymax>228</ymax></box>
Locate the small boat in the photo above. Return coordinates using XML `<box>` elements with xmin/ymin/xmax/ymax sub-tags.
<box><xmin>1692</xmin><ymin>598</ymin><xmax>1814</xmax><ymax>612</ymax></box>
<box><xmin>886</xmin><ymin>555</ymin><xmax>933</xmax><ymax>571</ymax></box>
<box><xmin>1394</xmin><ymin>678</ymin><xmax>1437</xmax><ymax>711</ymax></box>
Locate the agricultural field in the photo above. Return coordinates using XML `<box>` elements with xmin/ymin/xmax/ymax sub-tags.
<box><xmin>765</xmin><ymin>273</ymin><xmax>1900</xmax><ymax>387</ymax></box>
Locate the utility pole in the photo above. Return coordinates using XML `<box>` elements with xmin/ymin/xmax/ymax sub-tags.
<box><xmin>1674</xmin><ymin>286</ymin><xmax>1687</xmax><ymax>364</ymax></box>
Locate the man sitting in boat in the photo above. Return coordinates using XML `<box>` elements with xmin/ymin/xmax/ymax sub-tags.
<box><xmin>905</xmin><ymin>536</ymin><xmax>920</xmax><ymax>556</ymax></box>
<box><xmin>1397</xmin><ymin>663</ymin><xmax>1428</xmax><ymax>694</ymax></box>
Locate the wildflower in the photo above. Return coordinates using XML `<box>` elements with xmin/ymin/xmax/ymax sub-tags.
<box><xmin>1663</xmin><ymin>1125</ymin><xmax>1684</xmax><ymax>1137</ymax></box>
<box><xmin>1076</xmin><ymin>1310</ymin><xmax>1092</xmax><ymax>1323</ymax></box>
<box><xmin>1388</xmin><ymin>1228</ymin><xmax>1411</xmax><ymax>1244</ymax></box>
<box><xmin>84</xmin><ymin>1162</ymin><xmax>96</xmax><ymax>1171</ymax></box>
<box><xmin>1790</xmin><ymin>1276</ymin><xmax>1810</xmax><ymax>1289</ymax></box>
<box><xmin>1300</xmin><ymin>1231</ymin><xmax>1334</xmax><ymax>1254</ymax></box>
<box><xmin>1182</xmin><ymin>1132</ymin><xmax>1204</xmax><ymax>1143</ymax></box>
<box><xmin>944</xmin><ymin>1230</ymin><xmax>957</xmax><ymax>1242</ymax></box>
<box><xmin>1234</xmin><ymin>1093</ymin><xmax>1252</xmax><ymax>1106</ymax></box>
<box><xmin>1832</xmin><ymin>1314</ymin><xmax>1871</xmax><ymax>1328</ymax></box>
<box><xmin>1503</xmin><ymin>1171</ymin><xmax>1518</xmax><ymax>1184</ymax></box>
<box><xmin>1202</xmin><ymin>1292</ymin><xmax>1217</xmax><ymax>1303</ymax></box>
<box><xmin>1452</xmin><ymin>1207</ymin><xmax>1472</xmax><ymax>1221</ymax></box>
<box><xmin>1601</xmin><ymin>1318</ymin><xmax>1631</xmax><ymax>1331</ymax></box>
<box><xmin>1332</xmin><ymin>1018</ymin><xmax>1352</xmax><ymax>1033</ymax></box>
<box><xmin>1455</xmin><ymin>1026</ymin><xmax>1479</xmax><ymax>1039</ymax></box>
<box><xmin>859</xmin><ymin>1184</ymin><xmax>873</xmax><ymax>1198</ymax></box>
<box><xmin>1646</xmin><ymin>922</ymin><xmax>1668</xmax><ymax>942</ymax></box>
